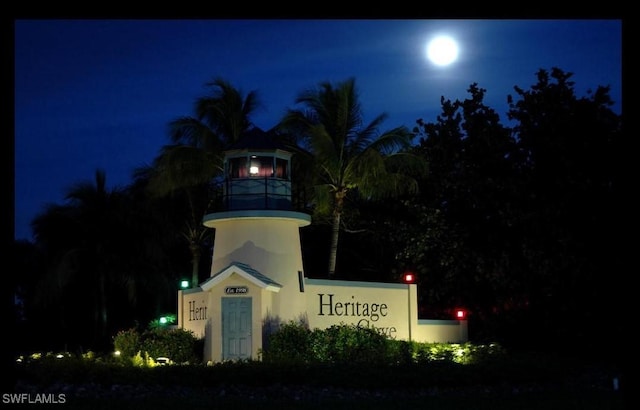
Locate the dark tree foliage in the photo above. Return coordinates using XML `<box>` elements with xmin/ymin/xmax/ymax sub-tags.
<box><xmin>21</xmin><ymin>170</ymin><xmax>190</xmax><ymax>353</ymax></box>
<box><xmin>403</xmin><ymin>68</ymin><xmax>622</xmax><ymax>354</ymax></box>
<box><xmin>393</xmin><ymin>84</ymin><xmax>519</xmax><ymax>328</ymax></box>
<box><xmin>505</xmin><ymin>68</ymin><xmax>622</xmax><ymax>351</ymax></box>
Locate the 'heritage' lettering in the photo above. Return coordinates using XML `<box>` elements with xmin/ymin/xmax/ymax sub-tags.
<box><xmin>317</xmin><ymin>294</ymin><xmax>388</xmax><ymax>322</ymax></box>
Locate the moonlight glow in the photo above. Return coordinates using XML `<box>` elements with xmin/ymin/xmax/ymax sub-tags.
<box><xmin>427</xmin><ymin>36</ymin><xmax>459</xmax><ymax>66</ymax></box>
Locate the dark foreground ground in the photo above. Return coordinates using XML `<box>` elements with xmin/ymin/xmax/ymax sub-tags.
<box><xmin>8</xmin><ymin>352</ymin><xmax>627</xmax><ymax>410</ymax></box>
<box><xmin>13</xmin><ymin>376</ymin><xmax>625</xmax><ymax>410</ymax></box>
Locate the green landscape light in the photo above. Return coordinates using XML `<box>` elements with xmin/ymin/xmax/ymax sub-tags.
<box><xmin>180</xmin><ymin>280</ymin><xmax>190</xmax><ymax>289</ymax></box>
<box><xmin>159</xmin><ymin>316</ymin><xmax>168</xmax><ymax>325</ymax></box>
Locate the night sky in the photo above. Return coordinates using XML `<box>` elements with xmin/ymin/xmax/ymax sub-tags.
<box><xmin>13</xmin><ymin>19</ymin><xmax>622</xmax><ymax>242</ymax></box>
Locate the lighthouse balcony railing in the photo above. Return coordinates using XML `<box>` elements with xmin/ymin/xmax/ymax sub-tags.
<box><xmin>223</xmin><ymin>177</ymin><xmax>293</xmax><ymax>211</ymax></box>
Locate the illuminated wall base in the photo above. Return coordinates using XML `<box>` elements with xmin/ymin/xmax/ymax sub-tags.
<box><xmin>178</xmin><ymin>267</ymin><xmax>468</xmax><ymax>363</ymax></box>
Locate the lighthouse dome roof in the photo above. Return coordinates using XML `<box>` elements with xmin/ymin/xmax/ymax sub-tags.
<box><xmin>227</xmin><ymin>127</ymin><xmax>292</xmax><ymax>151</ymax></box>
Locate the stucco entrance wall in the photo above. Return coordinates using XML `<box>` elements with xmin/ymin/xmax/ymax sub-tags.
<box><xmin>178</xmin><ymin>288</ymin><xmax>209</xmax><ymax>339</ymax></box>
<box><xmin>180</xmin><ymin>276</ymin><xmax>468</xmax><ymax>363</ymax></box>
<box><xmin>179</xmin><ymin>272</ymin><xmax>279</xmax><ymax>363</ymax></box>
<box><xmin>414</xmin><ymin>318</ymin><xmax>468</xmax><ymax>344</ymax></box>
<box><xmin>304</xmin><ymin>278</ymin><xmax>468</xmax><ymax>343</ymax></box>
<box><xmin>304</xmin><ymin>279</ymin><xmax>412</xmax><ymax>340</ymax></box>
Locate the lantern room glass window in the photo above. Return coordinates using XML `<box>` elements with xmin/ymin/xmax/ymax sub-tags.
<box><xmin>229</xmin><ymin>157</ymin><xmax>248</xmax><ymax>178</ymax></box>
<box><xmin>275</xmin><ymin>158</ymin><xmax>288</xmax><ymax>179</ymax></box>
<box><xmin>249</xmin><ymin>156</ymin><xmax>274</xmax><ymax>177</ymax></box>
<box><xmin>228</xmin><ymin>155</ymin><xmax>287</xmax><ymax>178</ymax></box>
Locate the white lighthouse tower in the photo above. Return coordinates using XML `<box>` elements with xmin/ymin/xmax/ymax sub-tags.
<box><xmin>180</xmin><ymin>127</ymin><xmax>311</xmax><ymax>362</ymax></box>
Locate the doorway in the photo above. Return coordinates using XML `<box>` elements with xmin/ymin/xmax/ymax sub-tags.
<box><xmin>221</xmin><ymin>297</ymin><xmax>252</xmax><ymax>360</ymax></box>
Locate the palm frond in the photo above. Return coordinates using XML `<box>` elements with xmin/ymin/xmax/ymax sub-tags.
<box><xmin>366</xmin><ymin>126</ymin><xmax>414</xmax><ymax>155</ymax></box>
<box><xmin>147</xmin><ymin>144</ymin><xmax>221</xmax><ymax>197</ymax></box>
<box><xmin>197</xmin><ymin>77</ymin><xmax>262</xmax><ymax>144</ymax></box>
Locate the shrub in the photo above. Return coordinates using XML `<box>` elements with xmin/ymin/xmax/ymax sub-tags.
<box><xmin>113</xmin><ymin>326</ymin><xmax>203</xmax><ymax>365</ymax></box>
<box><xmin>113</xmin><ymin>328</ymin><xmax>140</xmax><ymax>360</ymax></box>
<box><xmin>310</xmin><ymin>324</ymin><xmax>390</xmax><ymax>364</ymax></box>
<box><xmin>243</xmin><ymin>320</ymin><xmax>507</xmax><ymax>367</ymax></box>
<box><xmin>261</xmin><ymin>320</ymin><xmax>311</xmax><ymax>364</ymax></box>
<box><xmin>263</xmin><ymin>322</ymin><xmax>392</xmax><ymax>364</ymax></box>
<box><xmin>385</xmin><ymin>339</ymin><xmax>417</xmax><ymax>365</ymax></box>
<box><xmin>141</xmin><ymin>327</ymin><xmax>201</xmax><ymax>364</ymax></box>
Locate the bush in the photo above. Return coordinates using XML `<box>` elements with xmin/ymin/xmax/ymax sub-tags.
<box><xmin>385</xmin><ymin>339</ymin><xmax>416</xmax><ymax>365</ymax></box>
<box><xmin>113</xmin><ymin>326</ymin><xmax>203</xmax><ymax>365</ymax></box>
<box><xmin>113</xmin><ymin>328</ymin><xmax>140</xmax><ymax>360</ymax></box>
<box><xmin>262</xmin><ymin>322</ymin><xmax>391</xmax><ymax>365</ymax></box>
<box><xmin>310</xmin><ymin>324</ymin><xmax>390</xmax><ymax>364</ymax></box>
<box><xmin>141</xmin><ymin>327</ymin><xmax>201</xmax><ymax>364</ymax></box>
<box><xmin>261</xmin><ymin>321</ymin><xmax>311</xmax><ymax>364</ymax></box>
<box><xmin>262</xmin><ymin>322</ymin><xmax>506</xmax><ymax>367</ymax></box>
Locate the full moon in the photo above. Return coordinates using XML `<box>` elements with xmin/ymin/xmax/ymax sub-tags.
<box><xmin>426</xmin><ymin>36</ymin><xmax>459</xmax><ymax>66</ymax></box>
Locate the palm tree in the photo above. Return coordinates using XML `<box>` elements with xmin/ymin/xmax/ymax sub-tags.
<box><xmin>143</xmin><ymin>77</ymin><xmax>262</xmax><ymax>287</ymax></box>
<box><xmin>278</xmin><ymin>77</ymin><xmax>427</xmax><ymax>278</ymax></box>
<box><xmin>31</xmin><ymin>169</ymin><xmax>135</xmax><ymax>348</ymax></box>
<box><xmin>30</xmin><ymin>168</ymin><xmax>181</xmax><ymax>350</ymax></box>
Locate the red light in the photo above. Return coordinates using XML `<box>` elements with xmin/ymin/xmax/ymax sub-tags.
<box><xmin>403</xmin><ymin>273</ymin><xmax>415</xmax><ymax>283</ymax></box>
<box><xmin>455</xmin><ymin>309</ymin><xmax>466</xmax><ymax>320</ymax></box>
